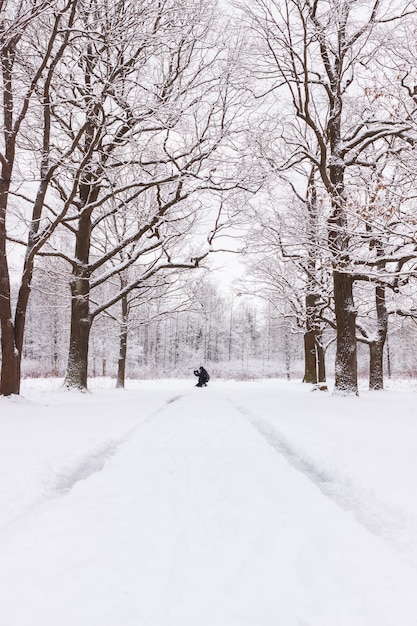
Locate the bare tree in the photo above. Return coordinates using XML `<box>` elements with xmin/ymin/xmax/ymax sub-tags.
<box><xmin>32</xmin><ymin>0</ymin><xmax>247</xmax><ymax>390</ymax></box>
<box><xmin>0</xmin><ymin>0</ymin><xmax>81</xmax><ymax>395</ymax></box>
<box><xmin>241</xmin><ymin>0</ymin><xmax>415</xmax><ymax>394</ymax></box>
<box><xmin>244</xmin><ymin>163</ymin><xmax>333</xmax><ymax>385</ymax></box>
<box><xmin>350</xmin><ymin>146</ymin><xmax>417</xmax><ymax>389</ymax></box>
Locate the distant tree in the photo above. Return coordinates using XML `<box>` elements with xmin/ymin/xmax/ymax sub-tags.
<box><xmin>111</xmin><ymin>273</ymin><xmax>196</xmax><ymax>388</ymax></box>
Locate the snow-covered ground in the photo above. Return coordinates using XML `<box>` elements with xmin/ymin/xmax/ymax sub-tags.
<box><xmin>1</xmin><ymin>378</ymin><xmax>417</xmax><ymax>625</ymax></box>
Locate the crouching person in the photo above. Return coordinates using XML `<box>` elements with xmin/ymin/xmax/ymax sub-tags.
<box><xmin>194</xmin><ymin>366</ymin><xmax>210</xmax><ymax>387</ymax></box>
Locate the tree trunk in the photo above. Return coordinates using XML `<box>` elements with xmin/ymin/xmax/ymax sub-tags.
<box><xmin>303</xmin><ymin>291</ymin><xmax>320</xmax><ymax>384</ymax></box>
<box><xmin>0</xmin><ymin>179</ymin><xmax>19</xmax><ymax>395</ymax></box>
<box><xmin>174</xmin><ymin>313</ymin><xmax>180</xmax><ymax>366</ymax></box>
<box><xmin>0</xmin><ymin>47</ymin><xmax>19</xmax><ymax>395</ymax></box>
<box><xmin>369</xmin><ymin>341</ymin><xmax>384</xmax><ymax>391</ymax></box>
<box><xmin>303</xmin><ymin>330</ymin><xmax>317</xmax><ymax>383</ymax></box>
<box><xmin>284</xmin><ymin>326</ymin><xmax>291</xmax><ymax>380</ymax></box>
<box><xmin>116</xmin><ymin>338</ymin><xmax>127</xmax><ymax>388</ymax></box>
<box><xmin>386</xmin><ymin>334</ymin><xmax>391</xmax><ymax>379</ymax></box>
<box><xmin>317</xmin><ymin>339</ymin><xmax>326</xmax><ymax>383</ymax></box>
<box><xmin>13</xmin><ymin>270</ymin><xmax>32</xmax><ymax>394</ymax></box>
<box><xmin>333</xmin><ymin>270</ymin><xmax>358</xmax><ymax>394</ymax></box>
<box><xmin>64</xmin><ymin>208</ymin><xmax>93</xmax><ymax>390</ymax></box>
<box><xmin>0</xmin><ymin>311</ymin><xmax>19</xmax><ymax>396</ymax></box>
<box><xmin>369</xmin><ymin>283</ymin><xmax>387</xmax><ymax>390</ymax></box>
<box><xmin>116</xmin><ymin>293</ymin><xmax>128</xmax><ymax>389</ymax></box>
<box><xmin>64</xmin><ymin>275</ymin><xmax>92</xmax><ymax>390</ymax></box>
<box><xmin>63</xmin><ymin>129</ymin><xmax>98</xmax><ymax>389</ymax></box>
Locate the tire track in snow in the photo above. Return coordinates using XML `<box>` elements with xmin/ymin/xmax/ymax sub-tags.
<box><xmin>231</xmin><ymin>401</ymin><xmax>417</xmax><ymax>568</ymax></box>
<box><xmin>0</xmin><ymin>394</ymin><xmax>185</xmax><ymax>532</ymax></box>
<box><xmin>52</xmin><ymin>394</ymin><xmax>185</xmax><ymax>495</ymax></box>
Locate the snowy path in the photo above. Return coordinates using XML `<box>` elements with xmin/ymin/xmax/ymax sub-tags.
<box><xmin>1</xmin><ymin>381</ymin><xmax>417</xmax><ymax>625</ymax></box>
<box><xmin>228</xmin><ymin>383</ymin><xmax>417</xmax><ymax>568</ymax></box>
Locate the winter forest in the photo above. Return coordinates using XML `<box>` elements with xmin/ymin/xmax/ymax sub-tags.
<box><xmin>2</xmin><ymin>0</ymin><xmax>417</xmax><ymax>396</ymax></box>
<box><xmin>4</xmin><ymin>3</ymin><xmax>417</xmax><ymax>624</ymax></box>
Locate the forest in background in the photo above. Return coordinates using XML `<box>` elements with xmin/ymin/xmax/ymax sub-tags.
<box><xmin>21</xmin><ymin>269</ymin><xmax>417</xmax><ymax>384</ymax></box>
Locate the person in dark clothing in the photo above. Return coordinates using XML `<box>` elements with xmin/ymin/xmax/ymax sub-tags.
<box><xmin>194</xmin><ymin>366</ymin><xmax>209</xmax><ymax>387</ymax></box>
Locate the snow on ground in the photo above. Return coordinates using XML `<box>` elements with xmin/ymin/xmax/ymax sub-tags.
<box><xmin>0</xmin><ymin>378</ymin><xmax>417</xmax><ymax>625</ymax></box>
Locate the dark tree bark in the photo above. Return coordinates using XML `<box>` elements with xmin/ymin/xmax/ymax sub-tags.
<box><xmin>116</xmin><ymin>293</ymin><xmax>128</xmax><ymax>389</ymax></box>
<box><xmin>64</xmin><ymin>277</ymin><xmax>92</xmax><ymax>390</ymax></box>
<box><xmin>303</xmin><ymin>293</ymin><xmax>320</xmax><ymax>384</ymax></box>
<box><xmin>369</xmin><ymin>283</ymin><xmax>388</xmax><ymax>391</ymax></box>
<box><xmin>64</xmin><ymin>216</ymin><xmax>93</xmax><ymax>390</ymax></box>
<box><xmin>284</xmin><ymin>326</ymin><xmax>291</xmax><ymax>380</ymax></box>
<box><xmin>302</xmin><ymin>278</ymin><xmax>327</xmax><ymax>384</ymax></box>
<box><xmin>333</xmin><ymin>271</ymin><xmax>357</xmax><ymax>394</ymax></box>
<box><xmin>63</xmin><ymin>188</ymin><xmax>96</xmax><ymax>389</ymax></box>
<box><xmin>303</xmin><ymin>329</ymin><xmax>317</xmax><ymax>384</ymax></box>
<box><xmin>317</xmin><ymin>338</ymin><xmax>326</xmax><ymax>383</ymax></box>
<box><xmin>0</xmin><ymin>40</ymin><xmax>19</xmax><ymax>395</ymax></box>
<box><xmin>386</xmin><ymin>334</ymin><xmax>392</xmax><ymax>380</ymax></box>
<box><xmin>0</xmin><ymin>177</ymin><xmax>18</xmax><ymax>395</ymax></box>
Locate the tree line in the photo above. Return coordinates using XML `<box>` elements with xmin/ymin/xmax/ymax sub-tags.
<box><xmin>0</xmin><ymin>0</ymin><xmax>254</xmax><ymax>394</ymax></box>
<box><xmin>20</xmin><ymin>271</ymin><xmax>417</xmax><ymax>385</ymax></box>
<box><xmin>22</xmin><ymin>274</ymin><xmax>302</xmax><ymax>381</ymax></box>
<box><xmin>2</xmin><ymin>0</ymin><xmax>417</xmax><ymax>395</ymax></box>
<box><xmin>240</xmin><ymin>0</ymin><xmax>417</xmax><ymax>394</ymax></box>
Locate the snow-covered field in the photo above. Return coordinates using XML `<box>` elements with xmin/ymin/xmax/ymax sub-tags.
<box><xmin>1</xmin><ymin>378</ymin><xmax>417</xmax><ymax>625</ymax></box>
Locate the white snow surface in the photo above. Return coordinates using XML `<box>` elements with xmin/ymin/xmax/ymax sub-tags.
<box><xmin>1</xmin><ymin>378</ymin><xmax>417</xmax><ymax>625</ymax></box>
